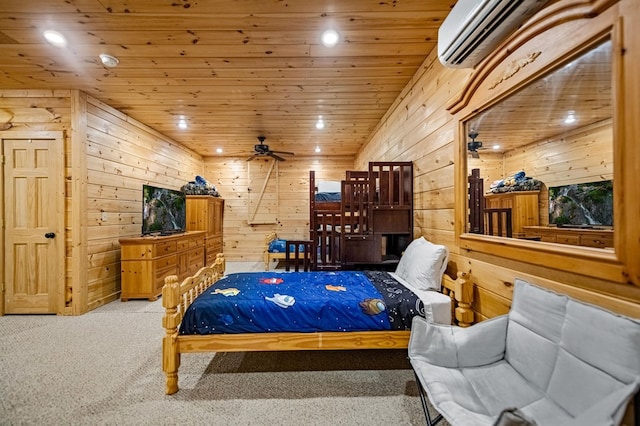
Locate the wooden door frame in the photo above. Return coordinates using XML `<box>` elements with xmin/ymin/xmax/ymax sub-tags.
<box><xmin>0</xmin><ymin>130</ymin><xmax>66</xmax><ymax>315</ymax></box>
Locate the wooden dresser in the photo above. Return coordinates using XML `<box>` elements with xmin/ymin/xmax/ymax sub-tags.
<box><xmin>119</xmin><ymin>231</ymin><xmax>206</xmax><ymax>301</ymax></box>
<box><xmin>186</xmin><ymin>196</ymin><xmax>224</xmax><ymax>266</ymax></box>
<box><xmin>484</xmin><ymin>191</ymin><xmax>540</xmax><ymax>237</ymax></box>
<box><xmin>523</xmin><ymin>226</ymin><xmax>614</xmax><ymax>249</ymax></box>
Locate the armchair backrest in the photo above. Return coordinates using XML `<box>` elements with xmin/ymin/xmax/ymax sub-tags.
<box><xmin>505</xmin><ymin>280</ymin><xmax>567</xmax><ymax>391</ymax></box>
<box><xmin>506</xmin><ymin>279</ymin><xmax>640</xmax><ymax>418</ymax></box>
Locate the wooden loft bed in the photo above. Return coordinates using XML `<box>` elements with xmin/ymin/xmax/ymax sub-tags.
<box><xmin>310</xmin><ymin>161</ymin><xmax>413</xmax><ymax>271</ymax></box>
<box><xmin>162</xmin><ymin>253</ymin><xmax>474</xmax><ymax>395</ymax></box>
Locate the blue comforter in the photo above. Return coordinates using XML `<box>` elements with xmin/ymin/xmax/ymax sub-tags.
<box><xmin>179</xmin><ymin>271</ymin><xmax>422</xmax><ymax>334</ymax></box>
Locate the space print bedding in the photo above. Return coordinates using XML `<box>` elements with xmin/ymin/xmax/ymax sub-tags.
<box><xmin>179</xmin><ymin>270</ymin><xmax>448</xmax><ymax>335</ymax></box>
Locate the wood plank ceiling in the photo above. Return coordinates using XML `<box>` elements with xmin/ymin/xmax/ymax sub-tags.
<box><xmin>0</xmin><ymin>0</ymin><xmax>456</xmax><ymax>158</ymax></box>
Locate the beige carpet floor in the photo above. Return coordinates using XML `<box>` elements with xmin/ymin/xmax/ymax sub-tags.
<box><xmin>0</xmin><ymin>262</ymin><xmax>445</xmax><ymax>425</ymax></box>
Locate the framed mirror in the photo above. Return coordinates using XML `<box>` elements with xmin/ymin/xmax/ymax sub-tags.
<box><xmin>448</xmin><ymin>5</ymin><xmax>631</xmax><ymax>285</ymax></box>
<box><xmin>464</xmin><ymin>39</ymin><xmax>613</xmax><ymax>250</ymax></box>
<box><xmin>447</xmin><ymin>0</ymin><xmax>639</xmax><ymax>310</ymax></box>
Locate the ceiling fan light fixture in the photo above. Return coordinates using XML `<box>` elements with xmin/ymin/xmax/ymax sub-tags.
<box><xmin>99</xmin><ymin>53</ymin><xmax>120</xmax><ymax>68</ymax></box>
<box><xmin>321</xmin><ymin>29</ymin><xmax>340</xmax><ymax>47</ymax></box>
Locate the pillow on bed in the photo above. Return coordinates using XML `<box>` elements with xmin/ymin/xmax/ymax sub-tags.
<box><xmin>395</xmin><ymin>237</ymin><xmax>449</xmax><ymax>291</ymax></box>
<box><xmin>268</xmin><ymin>239</ymin><xmax>287</xmax><ymax>253</ymax></box>
<box><xmin>268</xmin><ymin>239</ymin><xmax>306</xmax><ymax>253</ymax></box>
<box><xmin>317</xmin><ymin>180</ymin><xmax>341</xmax><ymax>193</ymax></box>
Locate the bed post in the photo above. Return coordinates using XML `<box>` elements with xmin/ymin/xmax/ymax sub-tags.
<box><xmin>162</xmin><ymin>274</ymin><xmax>181</xmax><ymax>395</ymax></box>
<box><xmin>453</xmin><ymin>272</ymin><xmax>474</xmax><ymax>327</ymax></box>
<box><xmin>215</xmin><ymin>252</ymin><xmax>226</xmax><ymax>276</ymax></box>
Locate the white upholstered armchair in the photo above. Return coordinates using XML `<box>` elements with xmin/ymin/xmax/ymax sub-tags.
<box><xmin>409</xmin><ymin>279</ymin><xmax>640</xmax><ymax>426</ymax></box>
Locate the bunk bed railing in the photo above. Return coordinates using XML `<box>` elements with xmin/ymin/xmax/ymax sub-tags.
<box><xmin>309</xmin><ymin>162</ymin><xmax>414</xmax><ymax>270</ymax></box>
<box><xmin>369</xmin><ymin>162</ymin><xmax>413</xmax><ymax>207</ymax></box>
<box><xmin>341</xmin><ymin>179</ymin><xmax>371</xmax><ymax>236</ymax></box>
<box><xmin>313</xmin><ymin>210</ymin><xmax>342</xmax><ymax>270</ymax></box>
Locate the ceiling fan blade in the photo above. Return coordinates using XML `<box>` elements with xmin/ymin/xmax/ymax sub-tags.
<box><xmin>268</xmin><ymin>152</ymin><xmax>286</xmax><ymax>161</ymax></box>
<box><xmin>246</xmin><ymin>154</ymin><xmax>259</xmax><ymax>161</ymax></box>
<box><xmin>270</xmin><ymin>150</ymin><xmax>295</xmax><ymax>156</ymax></box>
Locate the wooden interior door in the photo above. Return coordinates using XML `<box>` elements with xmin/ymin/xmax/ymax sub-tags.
<box><xmin>2</xmin><ymin>134</ymin><xmax>64</xmax><ymax>314</ymax></box>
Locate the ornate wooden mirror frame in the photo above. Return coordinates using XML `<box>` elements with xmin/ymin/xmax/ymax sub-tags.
<box><xmin>449</xmin><ymin>0</ymin><xmax>640</xmax><ymax>290</ymax></box>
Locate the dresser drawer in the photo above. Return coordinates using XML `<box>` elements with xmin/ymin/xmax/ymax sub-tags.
<box><xmin>176</xmin><ymin>238</ymin><xmax>190</xmax><ymax>251</ymax></box>
<box><xmin>154</xmin><ymin>240</ymin><xmax>177</xmax><ymax>256</ymax></box>
<box><xmin>155</xmin><ymin>265</ymin><xmax>177</xmax><ymax>291</ymax></box>
<box><xmin>189</xmin><ymin>236</ymin><xmax>205</xmax><ymax>248</ymax></box>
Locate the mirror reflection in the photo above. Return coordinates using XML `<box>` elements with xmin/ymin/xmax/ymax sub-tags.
<box><xmin>465</xmin><ymin>39</ymin><xmax>613</xmax><ymax>249</ymax></box>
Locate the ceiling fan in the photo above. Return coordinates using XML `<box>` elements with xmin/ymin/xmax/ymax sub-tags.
<box><xmin>467</xmin><ymin>130</ymin><xmax>487</xmax><ymax>158</ymax></box>
<box><xmin>247</xmin><ymin>136</ymin><xmax>295</xmax><ymax>162</ymax></box>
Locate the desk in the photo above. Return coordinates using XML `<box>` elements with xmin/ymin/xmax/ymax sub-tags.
<box><xmin>523</xmin><ymin>226</ymin><xmax>613</xmax><ymax>249</ymax></box>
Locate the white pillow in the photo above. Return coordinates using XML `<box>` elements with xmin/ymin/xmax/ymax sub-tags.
<box><xmin>317</xmin><ymin>180</ymin><xmax>341</xmax><ymax>193</ymax></box>
<box><xmin>395</xmin><ymin>237</ymin><xmax>449</xmax><ymax>291</ymax></box>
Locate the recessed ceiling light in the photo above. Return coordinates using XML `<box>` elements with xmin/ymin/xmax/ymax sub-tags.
<box><xmin>321</xmin><ymin>29</ymin><xmax>340</xmax><ymax>47</ymax></box>
<box><xmin>99</xmin><ymin>53</ymin><xmax>120</xmax><ymax>68</ymax></box>
<box><xmin>178</xmin><ymin>117</ymin><xmax>188</xmax><ymax>129</ymax></box>
<box><xmin>492</xmin><ymin>144</ymin><xmax>501</xmax><ymax>150</ymax></box>
<box><xmin>315</xmin><ymin>115</ymin><xmax>325</xmax><ymax>129</ymax></box>
<box><xmin>564</xmin><ymin>111</ymin><xmax>576</xmax><ymax>124</ymax></box>
<box><xmin>43</xmin><ymin>30</ymin><xmax>67</xmax><ymax>48</ymax></box>
<box><xmin>216</xmin><ymin>148</ymin><xmax>223</xmax><ymax>154</ymax></box>
<box><xmin>315</xmin><ymin>146</ymin><xmax>321</xmax><ymax>153</ymax></box>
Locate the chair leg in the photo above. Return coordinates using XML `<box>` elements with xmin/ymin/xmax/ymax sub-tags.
<box><xmin>413</xmin><ymin>370</ymin><xmax>443</xmax><ymax>426</ymax></box>
<box><xmin>633</xmin><ymin>389</ymin><xmax>639</xmax><ymax>426</ymax></box>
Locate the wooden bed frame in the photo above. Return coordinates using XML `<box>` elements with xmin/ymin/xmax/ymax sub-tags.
<box><xmin>162</xmin><ymin>253</ymin><xmax>474</xmax><ymax>395</ymax></box>
<box><xmin>263</xmin><ymin>231</ymin><xmax>286</xmax><ymax>271</ymax></box>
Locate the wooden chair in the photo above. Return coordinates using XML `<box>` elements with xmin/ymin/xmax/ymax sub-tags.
<box><xmin>285</xmin><ymin>240</ymin><xmax>313</xmax><ymax>272</ymax></box>
<box><xmin>485</xmin><ymin>208</ymin><xmax>513</xmax><ymax>238</ymax></box>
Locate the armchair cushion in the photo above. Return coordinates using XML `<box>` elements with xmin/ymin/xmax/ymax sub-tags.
<box><xmin>409</xmin><ymin>315</ymin><xmax>508</xmax><ymax>368</ymax></box>
<box><xmin>409</xmin><ymin>279</ymin><xmax>640</xmax><ymax>426</ymax></box>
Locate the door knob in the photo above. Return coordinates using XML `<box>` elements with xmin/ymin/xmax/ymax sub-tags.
<box><xmin>45</xmin><ymin>232</ymin><xmax>56</xmax><ymax>239</ymax></box>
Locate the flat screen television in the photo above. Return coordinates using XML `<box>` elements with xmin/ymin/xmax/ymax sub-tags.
<box><xmin>141</xmin><ymin>184</ymin><xmax>187</xmax><ymax>235</ymax></box>
<box><xmin>548</xmin><ymin>180</ymin><xmax>613</xmax><ymax>227</ymax></box>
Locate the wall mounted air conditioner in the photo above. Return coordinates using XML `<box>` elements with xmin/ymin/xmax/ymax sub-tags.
<box><xmin>438</xmin><ymin>0</ymin><xmax>550</xmax><ymax>68</ymax></box>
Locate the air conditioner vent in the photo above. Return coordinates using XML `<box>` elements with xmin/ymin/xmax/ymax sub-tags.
<box><xmin>438</xmin><ymin>0</ymin><xmax>550</xmax><ymax>68</ymax></box>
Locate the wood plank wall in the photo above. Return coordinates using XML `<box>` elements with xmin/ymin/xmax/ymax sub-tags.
<box><xmin>468</xmin><ymin>152</ymin><xmax>504</xmax><ymax>194</ymax></box>
<box><xmin>356</xmin><ymin>48</ymin><xmax>472</xmax><ymax>250</ymax></box>
<box><xmin>354</xmin><ymin>50</ymin><xmax>637</xmax><ymax>319</ymax></box>
<box><xmin>84</xmin><ymin>95</ymin><xmax>203</xmax><ymax>311</ymax></box>
<box><xmin>203</xmin><ymin>156</ymin><xmax>353</xmax><ymax>261</ymax></box>
<box><xmin>0</xmin><ymin>89</ymin><xmax>204</xmax><ymax>314</ymax></box>
<box><xmin>468</xmin><ymin>121</ymin><xmax>612</xmax><ymax>193</ymax></box>
<box><xmin>503</xmin><ymin>120</ymin><xmax>613</xmax><ymax>187</ymax></box>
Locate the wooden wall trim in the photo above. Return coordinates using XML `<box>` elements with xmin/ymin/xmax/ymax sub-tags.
<box><xmin>71</xmin><ymin>91</ymin><xmax>89</xmax><ymax>315</ymax></box>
